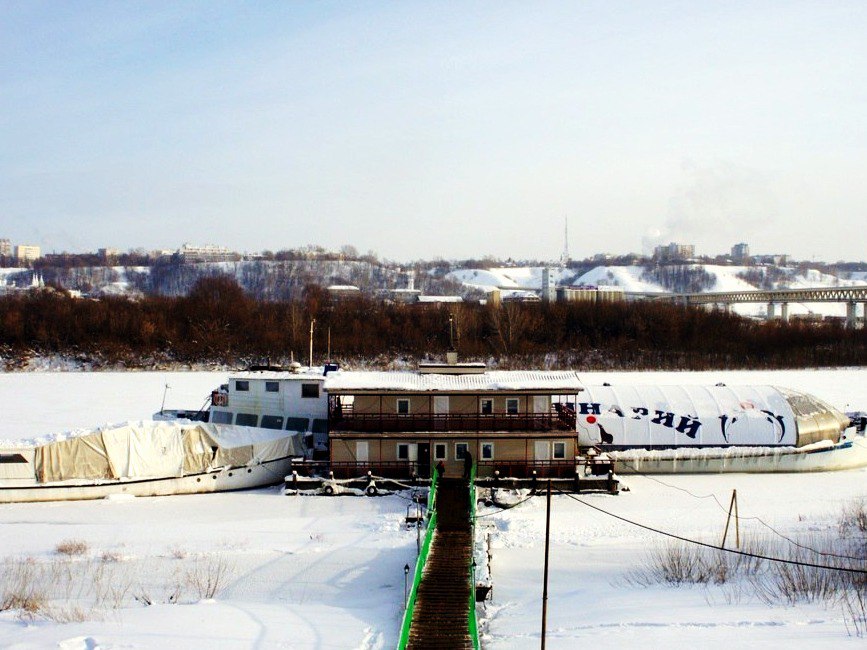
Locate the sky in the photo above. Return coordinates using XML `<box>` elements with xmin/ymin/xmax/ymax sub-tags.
<box><xmin>2</xmin><ymin>1</ymin><xmax>866</xmax><ymax>263</ymax></box>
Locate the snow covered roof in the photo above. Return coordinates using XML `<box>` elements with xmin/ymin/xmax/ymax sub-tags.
<box><xmin>229</xmin><ymin>370</ymin><xmax>325</xmax><ymax>381</ymax></box>
<box><xmin>324</xmin><ymin>370</ymin><xmax>584</xmax><ymax>393</ymax></box>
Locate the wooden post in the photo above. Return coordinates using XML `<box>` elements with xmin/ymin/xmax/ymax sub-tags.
<box><xmin>721</xmin><ymin>489</ymin><xmax>738</xmax><ymax>548</ymax></box>
<box><xmin>541</xmin><ymin>479</ymin><xmax>551</xmax><ymax>650</ymax></box>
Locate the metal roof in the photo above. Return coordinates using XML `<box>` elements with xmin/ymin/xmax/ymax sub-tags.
<box><xmin>323</xmin><ymin>370</ymin><xmax>584</xmax><ymax>393</ymax></box>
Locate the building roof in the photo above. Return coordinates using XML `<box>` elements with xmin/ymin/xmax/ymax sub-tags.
<box><xmin>323</xmin><ymin>370</ymin><xmax>584</xmax><ymax>394</ymax></box>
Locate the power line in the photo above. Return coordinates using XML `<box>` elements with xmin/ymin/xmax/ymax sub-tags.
<box><xmin>617</xmin><ymin>461</ymin><xmax>866</xmax><ymax>561</ymax></box>
<box><xmin>556</xmin><ymin>489</ymin><xmax>867</xmax><ymax>575</ymax></box>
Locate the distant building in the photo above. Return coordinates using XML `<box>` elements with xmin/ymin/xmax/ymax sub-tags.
<box><xmin>731</xmin><ymin>243</ymin><xmax>750</xmax><ymax>263</ymax></box>
<box><xmin>0</xmin><ymin>239</ymin><xmax>11</xmax><ymax>257</ymax></box>
<box><xmin>541</xmin><ymin>268</ymin><xmax>557</xmax><ymax>302</ymax></box>
<box><xmin>654</xmin><ymin>242</ymin><xmax>695</xmax><ymax>262</ymax></box>
<box><xmin>327</xmin><ymin>285</ymin><xmax>362</xmax><ymax>300</ymax></box>
<box><xmin>98</xmin><ymin>247</ymin><xmax>120</xmax><ymax>260</ymax></box>
<box><xmin>754</xmin><ymin>254</ymin><xmax>789</xmax><ymax>266</ymax></box>
<box><xmin>15</xmin><ymin>244</ymin><xmax>41</xmax><ymax>264</ymax></box>
<box><xmin>557</xmin><ymin>286</ymin><xmax>625</xmax><ymax>304</ymax></box>
<box><xmin>178</xmin><ymin>243</ymin><xmax>235</xmax><ymax>263</ymax></box>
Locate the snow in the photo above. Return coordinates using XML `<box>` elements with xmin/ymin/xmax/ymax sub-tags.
<box><xmin>447</xmin><ymin>264</ymin><xmax>866</xmax><ymax>320</ymax></box>
<box><xmin>0</xmin><ymin>369</ymin><xmax>866</xmax><ymax>647</ymax></box>
<box><xmin>325</xmin><ymin>369</ymin><xmax>584</xmax><ymax>392</ymax></box>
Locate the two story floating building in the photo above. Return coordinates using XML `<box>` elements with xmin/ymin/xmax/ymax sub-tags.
<box><xmin>324</xmin><ymin>360</ymin><xmax>583</xmax><ymax>479</ymax></box>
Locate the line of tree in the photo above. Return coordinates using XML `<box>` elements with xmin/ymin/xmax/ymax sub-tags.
<box><xmin>1</xmin><ymin>276</ymin><xmax>866</xmax><ymax>369</ymax></box>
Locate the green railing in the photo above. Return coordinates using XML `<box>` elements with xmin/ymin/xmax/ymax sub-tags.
<box><xmin>467</xmin><ymin>463</ymin><xmax>481</xmax><ymax>650</ymax></box>
<box><xmin>396</xmin><ymin>470</ymin><xmax>438</xmax><ymax>649</ymax></box>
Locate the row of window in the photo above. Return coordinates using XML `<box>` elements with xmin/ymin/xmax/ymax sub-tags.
<box><xmin>211</xmin><ymin>410</ymin><xmax>327</xmax><ymax>432</ymax></box>
<box><xmin>233</xmin><ymin>380</ymin><xmax>320</xmax><ymax>398</ymax></box>
<box><xmin>396</xmin><ymin>398</ymin><xmax>522</xmax><ymax>415</ymax></box>
<box><xmin>395</xmin><ymin>441</ymin><xmax>567</xmax><ymax>461</ymax></box>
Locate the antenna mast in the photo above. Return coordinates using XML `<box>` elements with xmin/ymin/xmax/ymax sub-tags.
<box><xmin>560</xmin><ymin>216</ymin><xmax>569</xmax><ymax>265</ymax></box>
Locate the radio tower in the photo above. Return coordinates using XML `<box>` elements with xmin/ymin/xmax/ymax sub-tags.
<box><xmin>559</xmin><ymin>217</ymin><xmax>570</xmax><ymax>266</ymax></box>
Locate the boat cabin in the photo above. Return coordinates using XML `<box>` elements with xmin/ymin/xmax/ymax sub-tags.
<box><xmin>324</xmin><ymin>367</ymin><xmax>583</xmax><ymax>478</ymax></box>
<box><xmin>209</xmin><ymin>371</ymin><xmax>329</xmax><ymax>452</ymax></box>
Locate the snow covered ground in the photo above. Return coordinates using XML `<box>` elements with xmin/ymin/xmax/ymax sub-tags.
<box><xmin>447</xmin><ymin>264</ymin><xmax>866</xmax><ymax>320</ymax></box>
<box><xmin>0</xmin><ymin>369</ymin><xmax>865</xmax><ymax>648</ymax></box>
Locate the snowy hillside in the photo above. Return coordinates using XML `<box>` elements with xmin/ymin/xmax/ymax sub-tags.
<box><xmin>447</xmin><ymin>264</ymin><xmax>865</xmax><ymax>319</ymax></box>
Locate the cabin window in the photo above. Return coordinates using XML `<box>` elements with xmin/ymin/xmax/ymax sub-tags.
<box><xmin>553</xmin><ymin>442</ymin><xmax>566</xmax><ymax>459</ymax></box>
<box><xmin>286</xmin><ymin>417</ymin><xmax>310</xmax><ymax>431</ymax></box>
<box><xmin>211</xmin><ymin>410</ymin><xmax>233</xmax><ymax>424</ymax></box>
<box><xmin>265</xmin><ymin>381</ymin><xmax>280</xmax><ymax>393</ymax></box>
<box><xmin>481</xmin><ymin>442</ymin><xmax>494</xmax><ymax>460</ymax></box>
<box><xmin>311</xmin><ymin>419</ymin><xmax>328</xmax><ymax>434</ymax></box>
<box><xmin>480</xmin><ymin>399</ymin><xmax>493</xmax><ymax>415</ymax></box>
<box><xmin>235</xmin><ymin>380</ymin><xmax>249</xmax><ymax>392</ymax></box>
<box><xmin>397</xmin><ymin>444</ymin><xmax>409</xmax><ymax>460</ymax></box>
<box><xmin>301</xmin><ymin>383</ymin><xmax>320</xmax><ymax>398</ymax></box>
<box><xmin>434</xmin><ymin>443</ymin><xmax>447</xmax><ymax>460</ymax></box>
<box><xmin>455</xmin><ymin>443</ymin><xmax>468</xmax><ymax>460</ymax></box>
<box><xmin>260</xmin><ymin>415</ymin><xmax>284</xmax><ymax>430</ymax></box>
<box><xmin>235</xmin><ymin>413</ymin><xmax>258</xmax><ymax>427</ymax></box>
<box><xmin>397</xmin><ymin>399</ymin><xmax>410</xmax><ymax>415</ymax></box>
<box><xmin>506</xmin><ymin>398</ymin><xmax>519</xmax><ymax>415</ymax></box>
<box><xmin>356</xmin><ymin>441</ymin><xmax>369</xmax><ymax>462</ymax></box>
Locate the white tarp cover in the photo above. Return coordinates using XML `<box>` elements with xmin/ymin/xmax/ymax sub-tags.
<box><xmin>102</xmin><ymin>423</ymin><xmax>185</xmax><ymax>479</ymax></box>
<box><xmin>577</xmin><ymin>384</ymin><xmax>798</xmax><ymax>448</ymax></box>
<box><xmin>251</xmin><ymin>436</ymin><xmax>303</xmax><ymax>464</ymax></box>
<box><xmin>35</xmin><ymin>433</ymin><xmax>112</xmax><ymax>482</ymax></box>
<box><xmin>182</xmin><ymin>426</ymin><xmax>217</xmax><ymax>474</ymax></box>
<box><xmin>16</xmin><ymin>422</ymin><xmax>301</xmax><ymax>485</ymax></box>
<box><xmin>214</xmin><ymin>445</ymin><xmax>254</xmax><ymax>467</ymax></box>
<box><xmin>203</xmin><ymin>424</ymin><xmax>296</xmax><ymax>448</ymax></box>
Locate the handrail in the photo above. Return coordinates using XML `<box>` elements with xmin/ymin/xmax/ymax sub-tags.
<box><xmin>330</xmin><ymin>410</ymin><xmax>576</xmax><ymax>433</ymax></box>
<box><xmin>396</xmin><ymin>468</ymin><xmax>439</xmax><ymax>649</ymax></box>
<box><xmin>468</xmin><ymin>463</ymin><xmax>481</xmax><ymax>650</ymax></box>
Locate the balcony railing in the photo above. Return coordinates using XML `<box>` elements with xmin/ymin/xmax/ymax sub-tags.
<box><xmin>328</xmin><ymin>408</ymin><xmax>576</xmax><ymax>433</ymax></box>
<box><xmin>475</xmin><ymin>459</ymin><xmax>577</xmax><ymax>478</ymax></box>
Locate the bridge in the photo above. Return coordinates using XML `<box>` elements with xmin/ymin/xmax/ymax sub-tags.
<box><xmin>627</xmin><ymin>285</ymin><xmax>867</xmax><ymax>328</ymax></box>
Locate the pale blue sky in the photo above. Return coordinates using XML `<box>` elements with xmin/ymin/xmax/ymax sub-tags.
<box><xmin>2</xmin><ymin>1</ymin><xmax>865</xmax><ymax>262</ymax></box>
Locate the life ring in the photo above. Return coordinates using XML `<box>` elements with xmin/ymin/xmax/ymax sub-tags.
<box><xmin>323</xmin><ymin>484</ymin><xmax>335</xmax><ymax>496</ymax></box>
<box><xmin>365</xmin><ymin>484</ymin><xmax>378</xmax><ymax>496</ymax></box>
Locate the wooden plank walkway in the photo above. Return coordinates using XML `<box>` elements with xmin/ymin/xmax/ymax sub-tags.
<box><xmin>407</xmin><ymin>477</ymin><xmax>474</xmax><ymax>650</ymax></box>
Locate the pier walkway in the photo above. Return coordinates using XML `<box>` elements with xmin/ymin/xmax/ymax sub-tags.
<box><xmin>407</xmin><ymin>477</ymin><xmax>474</xmax><ymax>650</ymax></box>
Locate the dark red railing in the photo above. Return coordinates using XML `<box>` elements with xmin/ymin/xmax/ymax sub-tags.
<box><xmin>475</xmin><ymin>459</ymin><xmax>577</xmax><ymax>478</ymax></box>
<box><xmin>328</xmin><ymin>409</ymin><xmax>576</xmax><ymax>433</ymax></box>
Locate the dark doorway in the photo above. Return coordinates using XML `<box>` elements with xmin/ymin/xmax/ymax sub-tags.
<box><xmin>417</xmin><ymin>442</ymin><xmax>431</xmax><ymax>479</ymax></box>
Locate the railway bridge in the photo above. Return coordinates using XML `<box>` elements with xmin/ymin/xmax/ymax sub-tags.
<box><xmin>628</xmin><ymin>285</ymin><xmax>867</xmax><ymax>328</ymax></box>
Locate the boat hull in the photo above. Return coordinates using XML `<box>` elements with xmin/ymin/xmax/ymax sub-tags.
<box><xmin>0</xmin><ymin>456</ymin><xmax>293</xmax><ymax>503</ymax></box>
<box><xmin>607</xmin><ymin>437</ymin><xmax>867</xmax><ymax>474</ymax></box>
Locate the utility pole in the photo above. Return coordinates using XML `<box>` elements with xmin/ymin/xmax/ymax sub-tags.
<box><xmin>541</xmin><ymin>479</ymin><xmax>552</xmax><ymax>650</ymax></box>
<box><xmin>308</xmin><ymin>319</ymin><xmax>315</xmax><ymax>369</ymax></box>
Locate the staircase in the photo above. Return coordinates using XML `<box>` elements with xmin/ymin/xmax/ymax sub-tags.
<box><xmin>407</xmin><ymin>478</ymin><xmax>474</xmax><ymax>649</ymax></box>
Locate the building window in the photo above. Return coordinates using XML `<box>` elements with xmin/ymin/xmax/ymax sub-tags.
<box><xmin>481</xmin><ymin>442</ymin><xmax>494</xmax><ymax>460</ymax></box>
<box><xmin>260</xmin><ymin>415</ymin><xmax>284</xmax><ymax>430</ymax></box>
<box><xmin>397</xmin><ymin>444</ymin><xmax>410</xmax><ymax>460</ymax></box>
<box><xmin>265</xmin><ymin>381</ymin><xmax>280</xmax><ymax>393</ymax></box>
<box><xmin>301</xmin><ymin>383</ymin><xmax>320</xmax><ymax>398</ymax></box>
<box><xmin>434</xmin><ymin>443</ymin><xmax>447</xmax><ymax>460</ymax></box>
<box><xmin>553</xmin><ymin>442</ymin><xmax>566</xmax><ymax>459</ymax></box>
<box><xmin>506</xmin><ymin>398</ymin><xmax>519</xmax><ymax>415</ymax></box>
<box><xmin>480</xmin><ymin>399</ymin><xmax>493</xmax><ymax>415</ymax></box>
<box><xmin>211</xmin><ymin>410</ymin><xmax>233</xmax><ymax>424</ymax></box>
<box><xmin>235</xmin><ymin>380</ymin><xmax>249</xmax><ymax>392</ymax></box>
<box><xmin>455</xmin><ymin>443</ymin><xmax>468</xmax><ymax>460</ymax></box>
<box><xmin>235</xmin><ymin>413</ymin><xmax>258</xmax><ymax>427</ymax></box>
<box><xmin>397</xmin><ymin>399</ymin><xmax>410</xmax><ymax>415</ymax></box>
<box><xmin>285</xmin><ymin>417</ymin><xmax>310</xmax><ymax>431</ymax></box>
